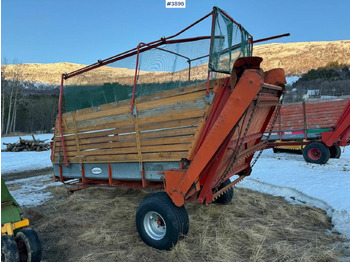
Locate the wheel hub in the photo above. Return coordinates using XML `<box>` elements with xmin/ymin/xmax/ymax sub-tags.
<box><xmin>144</xmin><ymin>211</ymin><xmax>166</xmax><ymax>240</ymax></box>
<box><xmin>308</xmin><ymin>148</ymin><xmax>321</xmax><ymax>160</ymax></box>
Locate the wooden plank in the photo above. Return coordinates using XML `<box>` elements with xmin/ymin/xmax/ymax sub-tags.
<box><xmin>64</xmin><ymin>90</ymin><xmax>206</xmax><ymax>124</ymax></box>
<box><xmin>56</xmin><ymin>124</ymin><xmax>197</xmax><ymax>146</ymax></box>
<box><xmin>140</xmin><ymin>126</ymin><xmax>197</xmax><ymax>139</ymax></box>
<box><xmin>55</xmin><ymin>117</ymin><xmax>200</xmax><ymax>143</ymax></box>
<box><xmin>63</xmin><ymin>78</ymin><xmax>220</xmax><ymax>119</ymax></box>
<box><xmin>262</xmin><ymin>83</ymin><xmax>283</xmax><ymax>91</ymax></box>
<box><xmin>66</xmin><ymin>98</ymin><xmax>206</xmax><ymax>132</ymax></box>
<box><xmin>62</xmin><ymin>109</ymin><xmax>206</xmax><ymax>134</ymax></box>
<box><xmin>72</xmin><ymin>112</ymin><xmax>83</xmax><ymax>164</ymax></box>
<box><xmin>136</xmin><ymin>91</ymin><xmax>206</xmax><ymax>111</ymax></box>
<box><xmin>64</xmin><ymin>144</ymin><xmax>191</xmax><ymax>157</ymax></box>
<box><xmin>56</xmin><ymin>136</ymin><xmax>194</xmax><ymax>152</ymax></box>
<box><xmin>134</xmin><ymin>102</ymin><xmax>143</xmax><ymax>170</ymax></box>
<box><xmin>54</xmin><ymin>127</ymin><xmax>197</xmax><ymax>157</ymax></box>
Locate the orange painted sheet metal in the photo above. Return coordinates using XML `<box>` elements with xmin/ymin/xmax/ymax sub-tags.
<box><xmin>164</xmin><ymin>67</ymin><xmax>284</xmax><ymax>206</ymax></box>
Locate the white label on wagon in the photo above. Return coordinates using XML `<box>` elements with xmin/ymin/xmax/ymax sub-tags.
<box><xmin>91</xmin><ymin>167</ymin><xmax>102</xmax><ymax>175</ymax></box>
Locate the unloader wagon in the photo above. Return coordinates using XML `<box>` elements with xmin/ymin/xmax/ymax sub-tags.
<box><xmin>51</xmin><ymin>7</ymin><xmax>288</xmax><ymax>249</ymax></box>
<box><xmin>267</xmin><ymin>98</ymin><xmax>350</xmax><ymax>164</ymax></box>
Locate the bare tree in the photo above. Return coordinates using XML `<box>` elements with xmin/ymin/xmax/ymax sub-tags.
<box><xmin>1</xmin><ymin>58</ymin><xmax>9</xmax><ymax>132</ymax></box>
<box><xmin>2</xmin><ymin>58</ymin><xmax>24</xmax><ymax>134</ymax></box>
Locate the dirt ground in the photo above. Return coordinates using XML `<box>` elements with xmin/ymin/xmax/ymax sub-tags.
<box><xmin>21</xmin><ymin>183</ymin><xmax>349</xmax><ymax>262</ymax></box>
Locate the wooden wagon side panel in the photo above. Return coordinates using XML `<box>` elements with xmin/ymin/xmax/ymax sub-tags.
<box><xmin>268</xmin><ymin>99</ymin><xmax>350</xmax><ymax>131</ymax></box>
<box><xmin>52</xmin><ymin>80</ymin><xmax>223</xmax><ymax>164</ymax></box>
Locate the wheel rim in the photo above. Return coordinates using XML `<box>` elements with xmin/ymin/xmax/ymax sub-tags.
<box><xmin>143</xmin><ymin>211</ymin><xmax>166</xmax><ymax>240</ymax></box>
<box><xmin>308</xmin><ymin>148</ymin><xmax>321</xmax><ymax>160</ymax></box>
<box><xmin>17</xmin><ymin>239</ymin><xmax>28</xmax><ymax>262</ymax></box>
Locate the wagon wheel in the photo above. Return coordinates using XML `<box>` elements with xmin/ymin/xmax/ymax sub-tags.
<box><xmin>273</xmin><ymin>148</ymin><xmax>280</xmax><ymax>153</ymax></box>
<box><xmin>329</xmin><ymin>145</ymin><xmax>341</xmax><ymax>159</ymax></box>
<box><xmin>15</xmin><ymin>228</ymin><xmax>42</xmax><ymax>262</ymax></box>
<box><xmin>213</xmin><ymin>179</ymin><xmax>234</xmax><ymax>205</ymax></box>
<box><xmin>302</xmin><ymin>142</ymin><xmax>330</xmax><ymax>164</ymax></box>
<box><xmin>1</xmin><ymin>235</ymin><xmax>19</xmax><ymax>262</ymax></box>
<box><xmin>136</xmin><ymin>192</ymin><xmax>189</xmax><ymax>250</ymax></box>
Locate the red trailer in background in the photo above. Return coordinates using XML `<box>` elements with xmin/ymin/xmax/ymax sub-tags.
<box><xmin>267</xmin><ymin>98</ymin><xmax>350</xmax><ymax>164</ymax></box>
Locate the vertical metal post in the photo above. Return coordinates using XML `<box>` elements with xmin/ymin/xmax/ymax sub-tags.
<box><xmin>188</xmin><ymin>60</ymin><xmax>191</xmax><ymax>82</ymax></box>
<box><xmin>131</xmin><ymin>44</ymin><xmax>141</xmax><ymax>113</ymax></box>
<box><xmin>108</xmin><ymin>164</ymin><xmax>113</xmax><ymax>185</ymax></box>
<box><xmin>81</xmin><ymin>165</ymin><xmax>86</xmax><ymax>184</ymax></box>
<box><xmin>302</xmin><ymin>101</ymin><xmax>307</xmax><ymax>140</ymax></box>
<box><xmin>59</xmin><ymin>164</ymin><xmax>64</xmax><ymax>182</ymax></box>
<box><xmin>249</xmin><ymin>36</ymin><xmax>254</xmax><ymax>56</ymax></box>
<box><xmin>206</xmin><ymin>71</ymin><xmax>211</xmax><ymax>96</ymax></box>
<box><xmin>58</xmin><ymin>75</ymin><xmax>69</xmax><ymax>167</ymax></box>
<box><xmin>278</xmin><ymin>109</ymin><xmax>282</xmax><ymax>141</ymax></box>
<box><xmin>141</xmin><ymin>166</ymin><xmax>147</xmax><ymax>188</ymax></box>
<box><xmin>206</xmin><ymin>10</ymin><xmax>216</xmax><ymax>96</ymax></box>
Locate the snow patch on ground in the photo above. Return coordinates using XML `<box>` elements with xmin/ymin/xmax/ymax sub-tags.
<box><xmin>238</xmin><ymin>148</ymin><xmax>350</xmax><ymax>238</ymax></box>
<box><xmin>1</xmin><ymin>151</ymin><xmax>52</xmax><ymax>174</ymax></box>
<box><xmin>6</xmin><ymin>174</ymin><xmax>61</xmax><ymax>207</ymax></box>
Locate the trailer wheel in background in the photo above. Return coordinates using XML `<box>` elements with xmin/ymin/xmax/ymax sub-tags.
<box><xmin>15</xmin><ymin>228</ymin><xmax>42</xmax><ymax>262</ymax></box>
<box><xmin>1</xmin><ymin>235</ymin><xmax>19</xmax><ymax>262</ymax></box>
<box><xmin>329</xmin><ymin>145</ymin><xmax>341</xmax><ymax>159</ymax></box>
<box><xmin>214</xmin><ymin>179</ymin><xmax>234</xmax><ymax>205</ymax></box>
<box><xmin>303</xmin><ymin>142</ymin><xmax>330</xmax><ymax>164</ymax></box>
<box><xmin>273</xmin><ymin>148</ymin><xmax>280</xmax><ymax>153</ymax></box>
<box><xmin>136</xmin><ymin>192</ymin><xmax>189</xmax><ymax>250</ymax></box>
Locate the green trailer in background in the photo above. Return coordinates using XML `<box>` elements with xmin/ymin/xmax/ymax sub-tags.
<box><xmin>1</xmin><ymin>178</ymin><xmax>42</xmax><ymax>262</ymax></box>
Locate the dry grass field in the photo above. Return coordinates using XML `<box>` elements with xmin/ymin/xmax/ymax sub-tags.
<box><xmin>3</xmin><ymin>40</ymin><xmax>350</xmax><ymax>86</ymax></box>
<box><xmin>23</xmin><ymin>184</ymin><xmax>347</xmax><ymax>262</ymax></box>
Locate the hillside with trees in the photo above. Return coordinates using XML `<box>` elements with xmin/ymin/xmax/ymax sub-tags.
<box><xmin>284</xmin><ymin>62</ymin><xmax>350</xmax><ymax>103</ymax></box>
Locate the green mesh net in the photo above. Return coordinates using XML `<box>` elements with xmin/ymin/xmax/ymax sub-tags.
<box><xmin>209</xmin><ymin>7</ymin><xmax>252</xmax><ymax>74</ymax></box>
<box><xmin>63</xmin><ymin>7</ymin><xmax>252</xmax><ymax>112</ymax></box>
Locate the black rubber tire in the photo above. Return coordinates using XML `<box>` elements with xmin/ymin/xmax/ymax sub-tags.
<box><xmin>214</xmin><ymin>179</ymin><xmax>234</xmax><ymax>205</ymax></box>
<box><xmin>15</xmin><ymin>228</ymin><xmax>42</xmax><ymax>262</ymax></box>
<box><xmin>273</xmin><ymin>148</ymin><xmax>280</xmax><ymax>153</ymax></box>
<box><xmin>302</xmin><ymin>142</ymin><xmax>330</xmax><ymax>164</ymax></box>
<box><xmin>329</xmin><ymin>145</ymin><xmax>341</xmax><ymax>159</ymax></box>
<box><xmin>1</xmin><ymin>235</ymin><xmax>19</xmax><ymax>262</ymax></box>
<box><xmin>136</xmin><ymin>192</ymin><xmax>189</xmax><ymax>250</ymax></box>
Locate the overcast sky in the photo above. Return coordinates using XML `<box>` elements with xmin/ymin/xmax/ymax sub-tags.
<box><xmin>2</xmin><ymin>0</ymin><xmax>350</xmax><ymax>65</ymax></box>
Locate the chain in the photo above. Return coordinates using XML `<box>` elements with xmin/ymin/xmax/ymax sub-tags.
<box><xmin>217</xmin><ymin>91</ymin><xmax>262</xmax><ymax>187</ymax></box>
<box><xmin>251</xmin><ymin>88</ymin><xmax>285</xmax><ymax>167</ymax></box>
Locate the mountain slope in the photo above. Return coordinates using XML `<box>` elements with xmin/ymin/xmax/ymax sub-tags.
<box><xmin>2</xmin><ymin>40</ymin><xmax>350</xmax><ymax>85</ymax></box>
<box><xmin>255</xmin><ymin>40</ymin><xmax>350</xmax><ymax>76</ymax></box>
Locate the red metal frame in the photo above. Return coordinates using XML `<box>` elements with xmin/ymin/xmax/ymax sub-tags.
<box><xmin>322</xmin><ymin>101</ymin><xmax>350</xmax><ymax>147</ymax></box>
<box><xmin>58</xmin><ymin>75</ymin><xmax>69</xmax><ymax>167</ymax></box>
<box><xmin>268</xmin><ymin>100</ymin><xmax>350</xmax><ymax>149</ymax></box>
<box><xmin>252</xmin><ymin>33</ymin><xmax>290</xmax><ymax>44</ymax></box>
<box><xmin>66</xmin><ymin>179</ymin><xmax>164</xmax><ymax>193</ymax></box>
<box><xmin>131</xmin><ymin>43</ymin><xmax>141</xmax><ymax>113</ymax></box>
